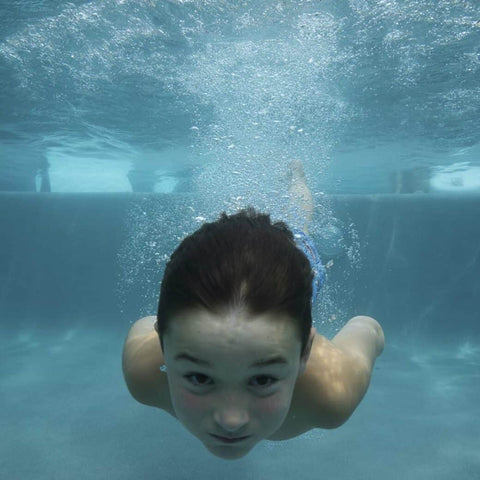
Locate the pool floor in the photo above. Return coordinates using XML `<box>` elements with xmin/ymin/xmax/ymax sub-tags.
<box><xmin>1</xmin><ymin>323</ymin><xmax>479</xmax><ymax>479</ymax></box>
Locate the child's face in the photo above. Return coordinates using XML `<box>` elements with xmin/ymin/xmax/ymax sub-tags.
<box><xmin>163</xmin><ymin>307</ymin><xmax>311</xmax><ymax>460</ymax></box>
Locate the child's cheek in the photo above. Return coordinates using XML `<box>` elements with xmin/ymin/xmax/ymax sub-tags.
<box><xmin>177</xmin><ymin>390</ymin><xmax>208</xmax><ymax>412</ymax></box>
<box><xmin>255</xmin><ymin>394</ymin><xmax>285</xmax><ymax>417</ymax></box>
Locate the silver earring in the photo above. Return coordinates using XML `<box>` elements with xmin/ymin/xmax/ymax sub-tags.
<box><xmin>160</xmin><ymin>365</ymin><xmax>167</xmax><ymax>373</ymax></box>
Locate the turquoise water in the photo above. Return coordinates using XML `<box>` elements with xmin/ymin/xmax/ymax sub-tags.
<box><xmin>1</xmin><ymin>0</ymin><xmax>479</xmax><ymax>194</ymax></box>
<box><xmin>1</xmin><ymin>1</ymin><xmax>479</xmax><ymax>479</ymax></box>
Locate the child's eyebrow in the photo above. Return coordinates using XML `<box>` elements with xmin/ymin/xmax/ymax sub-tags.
<box><xmin>174</xmin><ymin>353</ymin><xmax>289</xmax><ymax>368</ymax></box>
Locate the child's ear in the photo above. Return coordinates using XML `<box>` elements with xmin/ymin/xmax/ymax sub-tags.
<box><xmin>298</xmin><ymin>327</ymin><xmax>316</xmax><ymax>375</ymax></box>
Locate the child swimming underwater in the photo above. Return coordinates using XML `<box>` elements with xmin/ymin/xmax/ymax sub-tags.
<box><xmin>122</xmin><ymin>162</ymin><xmax>385</xmax><ymax>460</ymax></box>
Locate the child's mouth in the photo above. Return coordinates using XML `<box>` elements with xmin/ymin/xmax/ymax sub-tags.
<box><xmin>210</xmin><ymin>434</ymin><xmax>250</xmax><ymax>444</ymax></box>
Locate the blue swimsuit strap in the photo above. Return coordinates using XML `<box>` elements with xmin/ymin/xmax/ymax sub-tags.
<box><xmin>291</xmin><ymin>228</ymin><xmax>325</xmax><ymax>304</ymax></box>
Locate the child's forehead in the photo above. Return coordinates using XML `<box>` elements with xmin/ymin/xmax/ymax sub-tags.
<box><xmin>167</xmin><ymin>308</ymin><xmax>301</xmax><ymax>353</ymax></box>
<box><xmin>172</xmin><ymin>307</ymin><xmax>296</xmax><ymax>334</ymax></box>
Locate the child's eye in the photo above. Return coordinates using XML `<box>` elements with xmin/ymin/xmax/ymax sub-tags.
<box><xmin>184</xmin><ymin>373</ymin><xmax>278</xmax><ymax>390</ymax></box>
<box><xmin>250</xmin><ymin>375</ymin><xmax>278</xmax><ymax>388</ymax></box>
<box><xmin>184</xmin><ymin>373</ymin><xmax>212</xmax><ymax>386</ymax></box>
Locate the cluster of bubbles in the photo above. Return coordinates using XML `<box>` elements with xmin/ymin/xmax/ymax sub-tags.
<box><xmin>1</xmin><ymin>0</ymin><xmax>478</xmax><ymax>146</ymax></box>
<box><xmin>170</xmin><ymin>3</ymin><xmax>361</xmax><ymax>328</ymax></box>
<box><xmin>116</xmin><ymin>194</ymin><xmax>213</xmax><ymax>319</ymax></box>
<box><xmin>111</xmin><ymin>1</ymin><xmax>365</xmax><ymax>325</ymax></box>
<box><xmin>116</xmin><ymin>194</ymin><xmax>360</xmax><ymax>330</ymax></box>
<box><xmin>2</xmin><ymin>0</ymin><xmax>477</xmax><ymax>323</ymax></box>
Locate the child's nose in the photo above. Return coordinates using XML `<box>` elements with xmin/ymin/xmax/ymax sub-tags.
<box><xmin>213</xmin><ymin>402</ymin><xmax>250</xmax><ymax>433</ymax></box>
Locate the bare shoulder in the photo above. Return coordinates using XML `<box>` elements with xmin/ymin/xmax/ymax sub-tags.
<box><xmin>122</xmin><ymin>316</ymin><xmax>160</xmax><ymax>396</ymax></box>
<box><xmin>124</xmin><ymin>316</ymin><xmax>156</xmax><ymax>340</ymax></box>
<box><xmin>306</xmin><ymin>333</ymin><xmax>372</xmax><ymax>422</ymax></box>
<box><xmin>269</xmin><ymin>319</ymin><xmax>383</xmax><ymax>440</ymax></box>
<box><xmin>122</xmin><ymin>316</ymin><xmax>175</xmax><ymax>416</ymax></box>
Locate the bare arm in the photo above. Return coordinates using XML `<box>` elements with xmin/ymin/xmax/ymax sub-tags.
<box><xmin>122</xmin><ymin>316</ymin><xmax>175</xmax><ymax>415</ymax></box>
<box><xmin>331</xmin><ymin>315</ymin><xmax>385</xmax><ymax>371</ymax></box>
<box><xmin>268</xmin><ymin>316</ymin><xmax>384</xmax><ymax>439</ymax></box>
<box><xmin>323</xmin><ymin>315</ymin><xmax>385</xmax><ymax>426</ymax></box>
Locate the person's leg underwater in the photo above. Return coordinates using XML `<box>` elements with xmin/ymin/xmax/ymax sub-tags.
<box><xmin>287</xmin><ymin>159</ymin><xmax>314</xmax><ymax>234</ymax></box>
<box><xmin>286</xmin><ymin>160</ymin><xmax>326</xmax><ymax>304</ymax></box>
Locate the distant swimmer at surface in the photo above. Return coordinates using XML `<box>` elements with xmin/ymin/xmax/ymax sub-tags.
<box><xmin>122</xmin><ymin>160</ymin><xmax>385</xmax><ymax>460</ymax></box>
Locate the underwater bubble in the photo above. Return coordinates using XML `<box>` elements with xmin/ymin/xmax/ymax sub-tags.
<box><xmin>316</xmin><ymin>219</ymin><xmax>345</xmax><ymax>258</ymax></box>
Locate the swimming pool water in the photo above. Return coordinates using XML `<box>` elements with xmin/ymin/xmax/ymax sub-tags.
<box><xmin>0</xmin><ymin>1</ymin><xmax>479</xmax><ymax>478</ymax></box>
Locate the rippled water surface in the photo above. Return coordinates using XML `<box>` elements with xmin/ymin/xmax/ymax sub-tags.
<box><xmin>1</xmin><ymin>0</ymin><xmax>479</xmax><ymax>194</ymax></box>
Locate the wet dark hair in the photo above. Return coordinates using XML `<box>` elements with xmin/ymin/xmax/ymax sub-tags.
<box><xmin>156</xmin><ymin>207</ymin><xmax>313</xmax><ymax>356</ymax></box>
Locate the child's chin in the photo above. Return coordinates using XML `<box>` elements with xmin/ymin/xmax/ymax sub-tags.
<box><xmin>205</xmin><ymin>442</ymin><xmax>254</xmax><ymax>460</ymax></box>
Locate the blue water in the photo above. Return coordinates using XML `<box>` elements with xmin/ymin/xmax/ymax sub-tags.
<box><xmin>1</xmin><ymin>0</ymin><xmax>479</xmax><ymax>194</ymax></box>
<box><xmin>1</xmin><ymin>1</ymin><xmax>479</xmax><ymax>479</ymax></box>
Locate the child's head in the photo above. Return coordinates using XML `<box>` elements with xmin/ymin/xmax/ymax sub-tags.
<box><xmin>156</xmin><ymin>207</ymin><xmax>315</xmax><ymax>459</ymax></box>
<box><xmin>157</xmin><ymin>207</ymin><xmax>313</xmax><ymax>354</ymax></box>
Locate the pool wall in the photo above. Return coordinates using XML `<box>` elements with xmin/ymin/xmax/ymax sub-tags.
<box><xmin>0</xmin><ymin>193</ymin><xmax>478</xmax><ymax>344</ymax></box>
